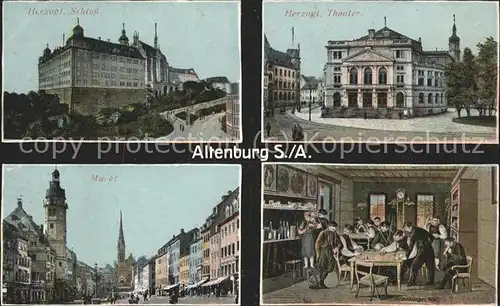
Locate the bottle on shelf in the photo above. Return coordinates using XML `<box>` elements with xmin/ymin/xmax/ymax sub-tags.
<box><xmin>268</xmin><ymin>221</ymin><xmax>273</xmax><ymax>240</ymax></box>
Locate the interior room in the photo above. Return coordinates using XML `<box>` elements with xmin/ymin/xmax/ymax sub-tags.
<box><xmin>261</xmin><ymin>164</ymin><xmax>497</xmax><ymax>304</ymax></box>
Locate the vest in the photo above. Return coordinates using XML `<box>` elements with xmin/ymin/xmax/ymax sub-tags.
<box><xmin>428</xmin><ymin>225</ymin><xmax>440</xmax><ymax>235</ymax></box>
<box><xmin>342</xmin><ymin>234</ymin><xmax>355</xmax><ymax>251</ymax></box>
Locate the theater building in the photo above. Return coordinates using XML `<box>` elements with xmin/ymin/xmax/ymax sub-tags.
<box><xmin>323</xmin><ymin>16</ymin><xmax>460</xmax><ymax>118</ymax></box>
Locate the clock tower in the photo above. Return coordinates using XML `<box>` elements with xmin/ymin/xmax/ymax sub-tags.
<box><xmin>44</xmin><ymin>167</ymin><xmax>69</xmax><ymax>278</ymax></box>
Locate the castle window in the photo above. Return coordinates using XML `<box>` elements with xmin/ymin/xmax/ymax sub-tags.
<box><xmin>419</xmin><ymin>93</ymin><xmax>424</xmax><ymax>103</ymax></box>
<box><xmin>428</xmin><ymin>93</ymin><xmax>433</xmax><ymax>104</ymax></box>
<box><xmin>49</xmin><ymin>209</ymin><xmax>56</xmax><ymax>216</ymax></box>
<box><xmin>49</xmin><ymin>223</ymin><xmax>54</xmax><ymax>229</ymax></box>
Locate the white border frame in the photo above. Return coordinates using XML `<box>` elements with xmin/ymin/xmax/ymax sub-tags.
<box><xmin>259</xmin><ymin>162</ymin><xmax>499</xmax><ymax>305</ymax></box>
<box><xmin>1</xmin><ymin>163</ymin><xmax>242</xmax><ymax>306</ymax></box>
<box><xmin>1</xmin><ymin>1</ymin><xmax>243</xmax><ymax>144</ymax></box>
<box><xmin>261</xmin><ymin>0</ymin><xmax>500</xmax><ymax>144</ymax></box>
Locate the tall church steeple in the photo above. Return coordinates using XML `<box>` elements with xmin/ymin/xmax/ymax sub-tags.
<box><xmin>154</xmin><ymin>23</ymin><xmax>158</xmax><ymax>49</ymax></box>
<box><xmin>117</xmin><ymin>211</ymin><xmax>125</xmax><ymax>262</ymax></box>
<box><xmin>448</xmin><ymin>14</ymin><xmax>461</xmax><ymax>61</ymax></box>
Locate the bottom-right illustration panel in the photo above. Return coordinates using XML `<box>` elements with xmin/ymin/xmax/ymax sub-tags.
<box><xmin>260</xmin><ymin>164</ymin><xmax>498</xmax><ymax>305</ymax></box>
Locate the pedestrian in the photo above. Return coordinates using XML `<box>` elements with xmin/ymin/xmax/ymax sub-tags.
<box><xmin>265</xmin><ymin>122</ymin><xmax>271</xmax><ymax>137</ymax></box>
<box><xmin>292</xmin><ymin>124</ymin><xmax>298</xmax><ymax>141</ymax></box>
<box><xmin>143</xmin><ymin>290</ymin><xmax>148</xmax><ymax>301</ymax></box>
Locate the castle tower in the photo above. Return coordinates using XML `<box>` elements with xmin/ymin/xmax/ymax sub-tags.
<box><xmin>154</xmin><ymin>23</ymin><xmax>158</xmax><ymax>49</ymax></box>
<box><xmin>448</xmin><ymin>14</ymin><xmax>461</xmax><ymax>61</ymax></box>
<box><xmin>287</xmin><ymin>41</ymin><xmax>301</xmax><ymax>108</ymax></box>
<box><xmin>119</xmin><ymin>23</ymin><xmax>129</xmax><ymax>46</ymax></box>
<box><xmin>43</xmin><ymin>167</ymin><xmax>69</xmax><ymax>278</ymax></box>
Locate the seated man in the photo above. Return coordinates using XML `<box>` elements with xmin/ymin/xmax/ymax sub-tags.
<box><xmin>353</xmin><ymin>217</ymin><xmax>367</xmax><ymax>233</ymax></box>
<box><xmin>366</xmin><ymin>219</ymin><xmax>378</xmax><ymax>249</ymax></box>
<box><xmin>436</xmin><ymin>237</ymin><xmax>467</xmax><ymax>290</ymax></box>
<box><xmin>339</xmin><ymin>224</ymin><xmax>364</xmax><ymax>264</ymax></box>
<box><xmin>371</xmin><ymin>221</ymin><xmax>393</xmax><ymax>251</ymax></box>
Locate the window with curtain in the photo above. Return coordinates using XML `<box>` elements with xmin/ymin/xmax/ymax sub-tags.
<box><xmin>416</xmin><ymin>194</ymin><xmax>434</xmax><ymax>228</ymax></box>
<box><xmin>369</xmin><ymin>194</ymin><xmax>386</xmax><ymax>220</ymax></box>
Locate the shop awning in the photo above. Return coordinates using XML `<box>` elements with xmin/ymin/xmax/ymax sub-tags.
<box><xmin>213</xmin><ymin>276</ymin><xmax>229</xmax><ymax>285</ymax></box>
<box><xmin>201</xmin><ymin>279</ymin><xmax>214</xmax><ymax>287</ymax></box>
<box><xmin>164</xmin><ymin>283</ymin><xmax>180</xmax><ymax>290</ymax></box>
<box><xmin>190</xmin><ymin>278</ymin><xmax>208</xmax><ymax>289</ymax></box>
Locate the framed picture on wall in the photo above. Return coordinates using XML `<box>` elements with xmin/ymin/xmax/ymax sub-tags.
<box><xmin>263</xmin><ymin>164</ymin><xmax>276</xmax><ymax>191</ymax></box>
<box><xmin>290</xmin><ymin>169</ymin><xmax>306</xmax><ymax>197</ymax></box>
<box><xmin>306</xmin><ymin>175</ymin><xmax>317</xmax><ymax>198</ymax></box>
<box><xmin>276</xmin><ymin>165</ymin><xmax>290</xmax><ymax>193</ymax></box>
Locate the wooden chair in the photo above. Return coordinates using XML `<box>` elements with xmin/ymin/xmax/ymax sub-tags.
<box><xmin>284</xmin><ymin>259</ymin><xmax>302</xmax><ymax>279</ymax></box>
<box><xmin>334</xmin><ymin>253</ymin><xmax>353</xmax><ymax>289</ymax></box>
<box><xmin>450</xmin><ymin>256</ymin><xmax>473</xmax><ymax>293</ymax></box>
<box><xmin>354</xmin><ymin>261</ymin><xmax>389</xmax><ymax>301</ymax></box>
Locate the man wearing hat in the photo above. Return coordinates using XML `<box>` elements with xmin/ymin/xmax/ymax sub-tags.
<box><xmin>316</xmin><ymin>209</ymin><xmax>329</xmax><ymax>231</ymax></box>
<box><xmin>315</xmin><ymin>221</ymin><xmax>343</xmax><ymax>289</ymax></box>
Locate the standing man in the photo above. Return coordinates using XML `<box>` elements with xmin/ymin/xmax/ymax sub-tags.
<box><xmin>315</xmin><ymin>221</ymin><xmax>343</xmax><ymax>289</ymax></box>
<box><xmin>403</xmin><ymin>221</ymin><xmax>436</xmax><ymax>286</ymax></box>
<box><xmin>436</xmin><ymin>237</ymin><xmax>467</xmax><ymax>290</ymax></box>
<box><xmin>265</xmin><ymin>122</ymin><xmax>272</xmax><ymax>137</ymax></box>
<box><xmin>316</xmin><ymin>209</ymin><xmax>330</xmax><ymax>231</ymax></box>
<box><xmin>371</xmin><ymin>221</ymin><xmax>393</xmax><ymax>250</ymax></box>
<box><xmin>425</xmin><ymin>216</ymin><xmax>448</xmax><ymax>270</ymax></box>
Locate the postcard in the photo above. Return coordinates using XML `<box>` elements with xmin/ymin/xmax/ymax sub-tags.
<box><xmin>260</xmin><ymin>162</ymin><xmax>498</xmax><ymax>305</ymax></box>
<box><xmin>2</xmin><ymin>1</ymin><xmax>241</xmax><ymax>142</ymax></box>
<box><xmin>262</xmin><ymin>0</ymin><xmax>499</xmax><ymax>144</ymax></box>
<box><xmin>1</xmin><ymin>164</ymin><xmax>241</xmax><ymax>304</ymax></box>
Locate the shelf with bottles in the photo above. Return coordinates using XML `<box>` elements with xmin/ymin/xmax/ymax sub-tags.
<box><xmin>264</xmin><ymin>190</ymin><xmax>316</xmax><ymax>201</ymax></box>
<box><xmin>262</xmin><ymin>199</ymin><xmax>317</xmax><ymax>211</ymax></box>
<box><xmin>263</xmin><ymin>237</ymin><xmax>301</xmax><ymax>244</ymax></box>
<box><xmin>263</xmin><ymin>219</ymin><xmax>300</xmax><ymax>243</ymax></box>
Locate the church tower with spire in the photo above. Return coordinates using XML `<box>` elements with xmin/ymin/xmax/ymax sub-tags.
<box><xmin>116</xmin><ymin>211</ymin><xmax>134</xmax><ymax>291</ymax></box>
<box><xmin>448</xmin><ymin>14</ymin><xmax>461</xmax><ymax>61</ymax></box>
<box><xmin>43</xmin><ymin>167</ymin><xmax>69</xmax><ymax>278</ymax></box>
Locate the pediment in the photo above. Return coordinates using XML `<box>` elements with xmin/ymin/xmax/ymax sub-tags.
<box><xmin>344</xmin><ymin>50</ymin><xmax>394</xmax><ymax>63</ymax></box>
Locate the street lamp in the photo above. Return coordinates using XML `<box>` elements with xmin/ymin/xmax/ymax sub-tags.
<box><xmin>308</xmin><ymin>84</ymin><xmax>313</xmax><ymax>121</ymax></box>
<box><xmin>268</xmin><ymin>83</ymin><xmax>274</xmax><ymax>117</ymax></box>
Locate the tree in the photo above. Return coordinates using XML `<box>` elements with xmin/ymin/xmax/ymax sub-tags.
<box><xmin>445</xmin><ymin>48</ymin><xmax>478</xmax><ymax>117</ymax></box>
<box><xmin>476</xmin><ymin>37</ymin><xmax>498</xmax><ymax>116</ymax></box>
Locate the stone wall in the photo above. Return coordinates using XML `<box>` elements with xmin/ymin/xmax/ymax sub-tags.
<box><xmin>48</xmin><ymin>87</ymin><xmax>146</xmax><ymax>115</ymax></box>
<box><xmin>321</xmin><ymin>106</ymin><xmax>447</xmax><ymax>118</ymax></box>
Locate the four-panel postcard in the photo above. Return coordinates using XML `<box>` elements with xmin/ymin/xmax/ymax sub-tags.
<box><xmin>1</xmin><ymin>1</ymin><xmax>498</xmax><ymax>306</ymax></box>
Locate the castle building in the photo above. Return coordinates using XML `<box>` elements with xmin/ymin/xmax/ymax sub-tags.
<box><xmin>323</xmin><ymin>16</ymin><xmax>460</xmax><ymax>118</ymax></box>
<box><xmin>38</xmin><ymin>19</ymin><xmax>199</xmax><ymax>114</ymax></box>
<box><xmin>263</xmin><ymin>35</ymin><xmax>301</xmax><ymax>113</ymax></box>
<box><xmin>116</xmin><ymin>211</ymin><xmax>134</xmax><ymax>292</ymax></box>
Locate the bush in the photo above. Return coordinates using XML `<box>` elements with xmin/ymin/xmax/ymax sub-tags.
<box><xmin>176</xmin><ymin>111</ymin><xmax>199</xmax><ymax>123</ymax></box>
<box><xmin>137</xmin><ymin>112</ymin><xmax>174</xmax><ymax>137</ymax></box>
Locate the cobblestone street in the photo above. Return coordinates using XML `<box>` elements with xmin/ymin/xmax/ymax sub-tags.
<box><xmin>264</xmin><ymin>108</ymin><xmax>496</xmax><ymax>142</ymax></box>
<box><xmin>263</xmin><ymin>271</ymin><xmax>496</xmax><ymax>304</ymax></box>
<box><xmin>141</xmin><ymin>294</ymin><xmax>236</xmax><ymax>304</ymax></box>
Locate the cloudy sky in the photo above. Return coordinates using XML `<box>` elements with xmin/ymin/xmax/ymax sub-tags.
<box><xmin>3</xmin><ymin>1</ymin><xmax>240</xmax><ymax>93</ymax></box>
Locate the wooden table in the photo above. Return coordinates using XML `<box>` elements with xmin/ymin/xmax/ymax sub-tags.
<box><xmin>349</xmin><ymin>233</ymin><xmax>370</xmax><ymax>248</ymax></box>
<box><xmin>348</xmin><ymin>250</ymin><xmax>406</xmax><ymax>291</ymax></box>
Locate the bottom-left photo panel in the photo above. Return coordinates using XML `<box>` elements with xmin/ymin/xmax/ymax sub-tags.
<box><xmin>1</xmin><ymin>164</ymin><xmax>241</xmax><ymax>305</ymax></box>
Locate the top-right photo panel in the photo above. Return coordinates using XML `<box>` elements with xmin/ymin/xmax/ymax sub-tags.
<box><xmin>262</xmin><ymin>0</ymin><xmax>499</xmax><ymax>144</ymax></box>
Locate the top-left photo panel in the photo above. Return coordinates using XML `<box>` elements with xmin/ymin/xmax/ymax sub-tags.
<box><xmin>2</xmin><ymin>1</ymin><xmax>241</xmax><ymax>143</ymax></box>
